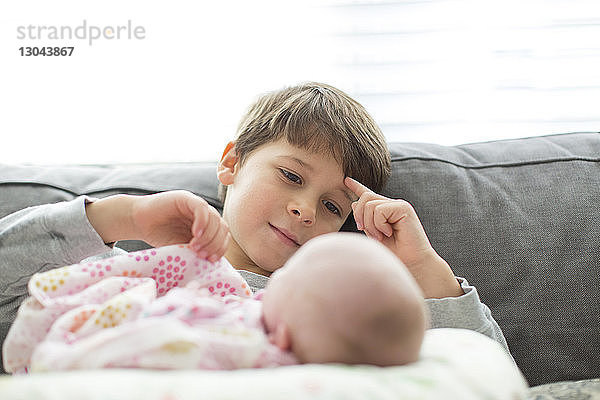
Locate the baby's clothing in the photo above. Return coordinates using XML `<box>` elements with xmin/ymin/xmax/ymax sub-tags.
<box><xmin>2</xmin><ymin>245</ymin><xmax>297</xmax><ymax>373</ymax></box>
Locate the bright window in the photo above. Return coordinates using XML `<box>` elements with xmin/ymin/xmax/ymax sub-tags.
<box><xmin>1</xmin><ymin>0</ymin><xmax>599</xmax><ymax>164</ymax></box>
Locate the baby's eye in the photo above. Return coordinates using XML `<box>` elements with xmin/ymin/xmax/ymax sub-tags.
<box><xmin>280</xmin><ymin>169</ymin><xmax>302</xmax><ymax>184</ymax></box>
<box><xmin>323</xmin><ymin>200</ymin><xmax>340</xmax><ymax>215</ymax></box>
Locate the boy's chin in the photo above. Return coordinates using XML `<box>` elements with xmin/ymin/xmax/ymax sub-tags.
<box><xmin>248</xmin><ymin>250</ymin><xmax>294</xmax><ymax>275</ymax></box>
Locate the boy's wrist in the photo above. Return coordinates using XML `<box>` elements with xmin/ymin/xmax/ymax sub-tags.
<box><xmin>407</xmin><ymin>253</ymin><xmax>464</xmax><ymax>299</ymax></box>
<box><xmin>85</xmin><ymin>194</ymin><xmax>136</xmax><ymax>244</ymax></box>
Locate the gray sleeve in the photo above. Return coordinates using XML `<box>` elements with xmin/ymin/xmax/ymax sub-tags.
<box><xmin>0</xmin><ymin>196</ymin><xmax>119</xmax><ymax>366</ymax></box>
<box><xmin>425</xmin><ymin>277</ymin><xmax>511</xmax><ymax>355</ymax></box>
<box><xmin>238</xmin><ymin>270</ymin><xmax>268</xmax><ymax>293</ymax></box>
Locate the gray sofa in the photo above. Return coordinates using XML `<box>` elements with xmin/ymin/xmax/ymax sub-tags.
<box><xmin>1</xmin><ymin>132</ymin><xmax>599</xmax><ymax>396</ymax></box>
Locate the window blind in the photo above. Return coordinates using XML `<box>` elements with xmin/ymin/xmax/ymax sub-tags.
<box><xmin>322</xmin><ymin>0</ymin><xmax>600</xmax><ymax>144</ymax></box>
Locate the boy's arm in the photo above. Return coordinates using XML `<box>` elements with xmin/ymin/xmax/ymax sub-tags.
<box><xmin>345</xmin><ymin>177</ymin><xmax>462</xmax><ymax>299</ymax></box>
<box><xmin>0</xmin><ymin>196</ymin><xmax>115</xmax><ymax>292</ymax></box>
<box><xmin>345</xmin><ymin>177</ymin><xmax>510</xmax><ymax>352</ymax></box>
<box><xmin>86</xmin><ymin>190</ymin><xmax>229</xmax><ymax>262</ymax></box>
<box><xmin>426</xmin><ymin>277</ymin><xmax>510</xmax><ymax>353</ymax></box>
<box><xmin>0</xmin><ymin>191</ymin><xmax>229</xmax><ymax>305</ymax></box>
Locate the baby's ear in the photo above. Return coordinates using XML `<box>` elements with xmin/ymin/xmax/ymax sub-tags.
<box><xmin>217</xmin><ymin>141</ymin><xmax>238</xmax><ymax>185</ymax></box>
<box><xmin>270</xmin><ymin>322</ymin><xmax>291</xmax><ymax>351</ymax></box>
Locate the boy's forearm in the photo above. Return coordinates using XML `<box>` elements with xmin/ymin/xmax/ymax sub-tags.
<box><xmin>410</xmin><ymin>253</ymin><xmax>464</xmax><ymax>299</ymax></box>
<box><xmin>85</xmin><ymin>194</ymin><xmax>137</xmax><ymax>244</ymax></box>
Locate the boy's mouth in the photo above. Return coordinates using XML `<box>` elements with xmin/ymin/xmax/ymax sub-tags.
<box><xmin>269</xmin><ymin>223</ymin><xmax>301</xmax><ymax>247</ymax></box>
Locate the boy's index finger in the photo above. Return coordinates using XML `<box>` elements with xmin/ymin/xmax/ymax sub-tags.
<box><xmin>344</xmin><ymin>177</ymin><xmax>373</xmax><ymax>199</ymax></box>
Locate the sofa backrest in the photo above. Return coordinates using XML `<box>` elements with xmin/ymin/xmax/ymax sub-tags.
<box><xmin>382</xmin><ymin>132</ymin><xmax>600</xmax><ymax>386</ymax></box>
<box><xmin>1</xmin><ymin>132</ymin><xmax>598</xmax><ymax>385</ymax></box>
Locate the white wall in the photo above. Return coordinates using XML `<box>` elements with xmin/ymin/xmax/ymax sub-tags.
<box><xmin>1</xmin><ymin>0</ymin><xmax>599</xmax><ymax>164</ymax></box>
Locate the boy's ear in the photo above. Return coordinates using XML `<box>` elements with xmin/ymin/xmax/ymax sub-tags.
<box><xmin>217</xmin><ymin>141</ymin><xmax>238</xmax><ymax>186</ymax></box>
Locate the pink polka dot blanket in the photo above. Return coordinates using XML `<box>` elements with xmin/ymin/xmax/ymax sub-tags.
<box><xmin>2</xmin><ymin>244</ymin><xmax>297</xmax><ymax>373</ymax></box>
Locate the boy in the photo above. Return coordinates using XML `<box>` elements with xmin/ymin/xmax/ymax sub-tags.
<box><xmin>0</xmin><ymin>83</ymin><xmax>508</xmax><ymax>371</ymax></box>
<box><xmin>4</xmin><ymin>234</ymin><xmax>426</xmax><ymax>372</ymax></box>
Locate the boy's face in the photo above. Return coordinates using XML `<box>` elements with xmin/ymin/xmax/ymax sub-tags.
<box><xmin>218</xmin><ymin>139</ymin><xmax>357</xmax><ymax>275</ymax></box>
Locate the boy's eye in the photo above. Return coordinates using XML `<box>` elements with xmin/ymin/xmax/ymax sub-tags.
<box><xmin>323</xmin><ymin>200</ymin><xmax>340</xmax><ymax>215</ymax></box>
<box><xmin>280</xmin><ymin>169</ymin><xmax>302</xmax><ymax>184</ymax></box>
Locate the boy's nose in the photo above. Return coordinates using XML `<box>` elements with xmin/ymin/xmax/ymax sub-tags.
<box><xmin>288</xmin><ymin>204</ymin><xmax>315</xmax><ymax>226</ymax></box>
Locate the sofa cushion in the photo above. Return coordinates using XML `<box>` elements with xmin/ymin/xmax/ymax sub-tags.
<box><xmin>527</xmin><ymin>378</ymin><xmax>600</xmax><ymax>399</ymax></box>
<box><xmin>0</xmin><ymin>163</ymin><xmax>221</xmax><ymax>214</ymax></box>
<box><xmin>382</xmin><ymin>132</ymin><xmax>600</xmax><ymax>386</ymax></box>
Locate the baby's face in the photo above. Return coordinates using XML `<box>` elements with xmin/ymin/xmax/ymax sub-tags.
<box><xmin>219</xmin><ymin>139</ymin><xmax>357</xmax><ymax>275</ymax></box>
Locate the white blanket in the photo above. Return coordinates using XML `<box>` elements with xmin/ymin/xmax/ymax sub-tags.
<box><xmin>0</xmin><ymin>328</ymin><xmax>528</xmax><ymax>400</ymax></box>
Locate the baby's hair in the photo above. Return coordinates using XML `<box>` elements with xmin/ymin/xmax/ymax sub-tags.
<box><xmin>218</xmin><ymin>82</ymin><xmax>391</xmax><ymax>203</ymax></box>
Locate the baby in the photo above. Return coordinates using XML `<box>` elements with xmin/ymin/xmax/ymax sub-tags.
<box><xmin>262</xmin><ymin>232</ymin><xmax>427</xmax><ymax>366</ymax></box>
<box><xmin>3</xmin><ymin>233</ymin><xmax>427</xmax><ymax>372</ymax></box>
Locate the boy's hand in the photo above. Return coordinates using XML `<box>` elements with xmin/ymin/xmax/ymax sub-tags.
<box><xmin>345</xmin><ymin>177</ymin><xmax>463</xmax><ymax>298</ymax></box>
<box><xmin>87</xmin><ymin>191</ymin><xmax>229</xmax><ymax>262</ymax></box>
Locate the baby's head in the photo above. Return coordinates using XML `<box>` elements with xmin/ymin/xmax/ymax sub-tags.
<box><xmin>217</xmin><ymin>82</ymin><xmax>391</xmax><ymax>275</ymax></box>
<box><xmin>262</xmin><ymin>233</ymin><xmax>428</xmax><ymax>366</ymax></box>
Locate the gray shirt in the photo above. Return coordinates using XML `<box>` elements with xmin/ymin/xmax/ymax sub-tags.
<box><xmin>0</xmin><ymin>197</ymin><xmax>511</xmax><ymax>373</ymax></box>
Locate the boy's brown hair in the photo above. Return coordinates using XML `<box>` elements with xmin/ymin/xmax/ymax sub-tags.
<box><xmin>219</xmin><ymin>82</ymin><xmax>391</xmax><ymax>209</ymax></box>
